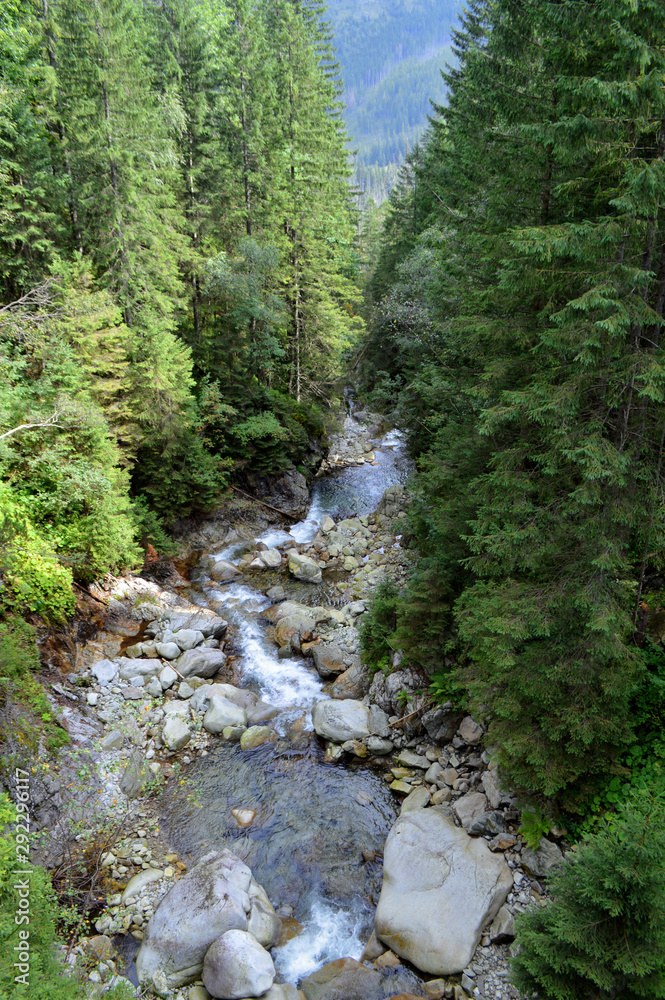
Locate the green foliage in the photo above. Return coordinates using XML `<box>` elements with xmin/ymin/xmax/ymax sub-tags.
<box><xmin>518</xmin><ymin>808</ymin><xmax>551</xmax><ymax>851</ymax></box>
<box><xmin>359</xmin><ymin>580</ymin><xmax>399</xmax><ymax>673</ymax></box>
<box><xmin>512</xmin><ymin>784</ymin><xmax>665</xmax><ymax>1000</ymax></box>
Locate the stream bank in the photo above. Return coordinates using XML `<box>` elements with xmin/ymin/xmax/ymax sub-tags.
<box><xmin>19</xmin><ymin>412</ymin><xmax>562</xmax><ymax>1000</ymax></box>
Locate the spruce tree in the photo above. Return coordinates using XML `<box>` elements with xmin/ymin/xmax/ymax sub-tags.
<box><xmin>512</xmin><ymin>785</ymin><xmax>665</xmax><ymax>1000</ymax></box>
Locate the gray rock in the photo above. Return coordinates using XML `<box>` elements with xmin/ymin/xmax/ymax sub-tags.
<box><xmin>136</xmin><ymin>850</ymin><xmax>251</xmax><ymax>988</ymax></box>
<box><xmin>203</xmin><ymin>696</ymin><xmax>247</xmax><ymax>735</ymax></box>
<box><xmin>521</xmin><ymin>838</ymin><xmax>564</xmax><ymax>878</ymax></box>
<box><xmin>209</xmin><ymin>559</ymin><xmax>241</xmax><ymax>582</ymax></box>
<box><xmin>240</xmin><ymin>726</ymin><xmax>274</xmax><ymax>750</ymax></box>
<box><xmin>311</xmin><ymin>700</ymin><xmax>370</xmax><ymax>743</ymax></box>
<box><xmin>146</xmin><ymin>678</ymin><xmax>163</xmax><ymax>698</ymax></box>
<box><xmin>259</xmin><ymin>549</ymin><xmax>282</xmax><ymax>569</ymax></box>
<box><xmin>119</xmin><ymin>658</ymin><xmax>162</xmax><ymax>682</ymax></box>
<box><xmin>311</xmin><ymin>645</ymin><xmax>347</xmax><ymax>678</ymax></box>
<box><xmin>177</xmin><ymin>648</ymin><xmax>227</xmax><ymax>679</ymax></box>
<box><xmin>245</xmin><ymin>700</ymin><xmax>279</xmax><ymax>725</ymax></box>
<box><xmin>202</xmin><ymin>929</ymin><xmax>275</xmax><ymax>999</ymax></box>
<box><xmin>174</xmin><ymin>629</ymin><xmax>205</xmax><ymax>650</ymax></box>
<box><xmin>458</xmin><ymin>716</ymin><xmax>484</xmax><ymax>744</ymax></box>
<box><xmin>162</xmin><ymin>717</ymin><xmax>191</xmax><ymax>751</ymax></box>
<box><xmin>367</xmin><ymin>736</ymin><xmax>393</xmax><ymax>755</ymax></box>
<box><xmin>159</xmin><ymin>665</ymin><xmax>178</xmax><ymax>690</ymax></box>
<box><xmin>452</xmin><ymin>791</ymin><xmax>488</xmax><ymax>830</ymax></box>
<box><xmin>421</xmin><ymin>705</ymin><xmax>465</xmax><ymax>744</ymax></box>
<box><xmin>397</xmin><ymin>750</ymin><xmax>430</xmax><ymax>770</ymax></box>
<box><xmin>166</xmin><ymin>612</ymin><xmax>228</xmax><ymax>639</ymax></box>
<box><xmin>330</xmin><ymin>661</ymin><xmax>369</xmax><ymax>700</ymax></box>
<box><xmin>489</xmin><ymin>904</ymin><xmax>515</xmax><ymax>944</ymax></box>
<box><xmin>266</xmin><ymin>586</ymin><xmax>286</xmax><ymax>602</ymax></box>
<box><xmin>156</xmin><ymin>641</ymin><xmax>181</xmax><ymax>660</ymax></box>
<box><xmin>120</xmin><ymin>752</ymin><xmax>149</xmax><ymax>799</ymax></box>
<box><xmin>400</xmin><ymin>786</ymin><xmax>431</xmax><ymax>813</ymax></box>
<box><xmin>178</xmin><ymin>682</ymin><xmax>195</xmax><ymax>700</ymax></box>
<box><xmin>247</xmin><ymin>878</ymin><xmax>282</xmax><ymax>948</ymax></box>
<box><xmin>100</xmin><ymin>730</ymin><xmax>124</xmax><ymax>751</ymax></box>
<box><xmin>287</xmin><ymin>551</ymin><xmax>322</xmax><ymax>583</ymax></box>
<box><xmin>467</xmin><ymin>811</ymin><xmax>506</xmax><ymax>838</ymax></box>
<box><xmin>91</xmin><ymin>659</ymin><xmax>118</xmax><ymax>687</ymax></box>
<box><xmin>368</xmin><ymin>705</ymin><xmax>391</xmax><ymax>737</ymax></box>
<box><xmin>425</xmin><ymin>762</ymin><xmax>444</xmax><ymax>784</ymax></box>
<box><xmin>122</xmin><ymin>868</ymin><xmax>163</xmax><ymax>903</ymax></box>
<box><xmin>480</xmin><ymin>767</ymin><xmax>504</xmax><ymax>809</ymax></box>
<box><xmin>375</xmin><ymin>809</ymin><xmax>513</xmax><ymax>975</ymax></box>
<box><xmin>300</xmin><ymin>957</ymin><xmax>382</xmax><ymax>1000</ymax></box>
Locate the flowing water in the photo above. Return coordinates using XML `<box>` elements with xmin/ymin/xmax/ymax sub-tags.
<box><xmin>161</xmin><ymin>423</ymin><xmax>413</xmax><ymax>984</ymax></box>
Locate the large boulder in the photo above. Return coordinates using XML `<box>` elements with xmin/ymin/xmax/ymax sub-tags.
<box><xmin>288</xmin><ymin>551</ymin><xmax>322</xmax><ymax>584</ymax></box>
<box><xmin>177</xmin><ymin>648</ymin><xmax>227</xmax><ymax>679</ymax></box>
<box><xmin>247</xmin><ymin>878</ymin><xmax>282</xmax><ymax>948</ymax></box>
<box><xmin>311</xmin><ymin>700</ymin><xmax>370</xmax><ymax>743</ymax></box>
<box><xmin>330</xmin><ymin>660</ymin><xmax>369</xmax><ymax>700</ymax></box>
<box><xmin>300</xmin><ymin>957</ymin><xmax>382</xmax><ymax>1000</ymax></box>
<box><xmin>135</xmin><ymin>850</ymin><xmax>252</xmax><ymax>988</ymax></box>
<box><xmin>202</xmin><ymin>929</ymin><xmax>275</xmax><ymax>999</ymax></box>
<box><xmin>374</xmin><ymin>809</ymin><xmax>513</xmax><ymax>975</ymax></box>
<box><xmin>368</xmin><ymin>666</ymin><xmax>429</xmax><ymax>723</ymax></box>
<box><xmin>119</xmin><ymin>658</ymin><xmax>162</xmax><ymax>682</ymax></box>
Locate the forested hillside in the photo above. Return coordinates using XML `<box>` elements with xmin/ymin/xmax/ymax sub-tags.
<box><xmin>326</xmin><ymin>0</ymin><xmax>461</xmax><ymax>203</ymax></box>
<box><xmin>0</xmin><ymin>0</ymin><xmax>362</xmax><ymax>619</ymax></box>
<box><xmin>361</xmin><ymin>0</ymin><xmax>665</xmax><ymax>816</ymax></box>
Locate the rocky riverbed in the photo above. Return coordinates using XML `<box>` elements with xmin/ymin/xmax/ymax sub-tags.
<box><xmin>23</xmin><ymin>412</ymin><xmax>567</xmax><ymax>1000</ymax></box>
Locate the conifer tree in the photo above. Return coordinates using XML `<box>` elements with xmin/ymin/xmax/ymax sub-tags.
<box><xmin>512</xmin><ymin>785</ymin><xmax>665</xmax><ymax>1000</ymax></box>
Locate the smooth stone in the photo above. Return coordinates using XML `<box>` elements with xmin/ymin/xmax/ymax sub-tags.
<box><xmin>177</xmin><ymin>648</ymin><xmax>227</xmax><ymax>679</ymax></box>
<box><xmin>188</xmin><ymin>987</ymin><xmax>211</xmax><ymax>1000</ymax></box>
<box><xmin>320</xmin><ymin>516</ymin><xmax>335</xmax><ymax>533</ymax></box>
<box><xmin>136</xmin><ymin>850</ymin><xmax>251</xmax><ymax>989</ymax></box>
<box><xmin>157</xmin><ymin>642</ymin><xmax>181</xmax><ymax>660</ymax></box>
<box><xmin>231</xmin><ymin>808</ymin><xmax>256</xmax><ymax>827</ymax></box>
<box><xmin>202</xmin><ymin>929</ymin><xmax>275</xmax><ymax>999</ymax></box>
<box><xmin>425</xmin><ymin>763</ymin><xmax>444</xmax><ymax>784</ymax></box>
<box><xmin>287</xmin><ymin>551</ymin><xmax>323</xmax><ymax>583</ymax></box>
<box><xmin>160</xmin><ymin>665</ymin><xmax>178</xmax><ymax>690</ymax></box>
<box><xmin>122</xmin><ymin>868</ymin><xmax>163</xmax><ymax>904</ymax></box>
<box><xmin>91</xmin><ymin>659</ymin><xmax>118</xmax><ymax>687</ymax></box>
<box><xmin>480</xmin><ymin>767</ymin><xmax>505</xmax><ymax>809</ymax></box>
<box><xmin>360</xmin><ymin>930</ymin><xmax>387</xmax><ymax>962</ymax></box>
<box><xmin>162</xmin><ymin>717</ymin><xmax>191</xmax><ymax>751</ymax></box>
<box><xmin>367</xmin><ymin>736</ymin><xmax>394</xmax><ymax>755</ymax></box>
<box><xmin>245</xmin><ymin>700</ymin><xmax>279</xmax><ymax>725</ymax></box>
<box><xmin>259</xmin><ymin>549</ymin><xmax>282</xmax><ymax>569</ymax></box>
<box><xmin>239</xmin><ymin>726</ymin><xmax>274</xmax><ymax>750</ymax></box>
<box><xmin>119</xmin><ymin>658</ymin><xmax>163</xmax><ymax>681</ymax></box>
<box><xmin>311</xmin><ymin>700</ymin><xmax>370</xmax><ymax>743</ymax></box>
<box><xmin>222</xmin><ymin>726</ymin><xmax>246</xmax><ymax>742</ymax></box>
<box><xmin>175</xmin><ymin>629</ymin><xmax>205</xmax><ymax>650</ymax></box>
<box><xmin>374</xmin><ymin>809</ymin><xmax>513</xmax><ymax>975</ymax></box>
<box><xmin>400</xmin><ymin>786</ymin><xmax>431</xmax><ymax>813</ymax></box>
<box><xmin>209</xmin><ymin>559</ymin><xmax>241</xmax><ymax>582</ymax></box>
<box><xmin>458</xmin><ymin>716</ymin><xmax>484</xmax><ymax>744</ymax></box>
<box><xmin>300</xmin><ymin>957</ymin><xmax>381</xmax><ymax>1000</ymax></box>
<box><xmin>247</xmin><ymin>878</ymin><xmax>282</xmax><ymax>948</ymax></box>
<box><xmin>178</xmin><ymin>682</ymin><xmax>195</xmax><ymax>700</ymax></box>
<box><xmin>204</xmin><ymin>696</ymin><xmax>247</xmax><ymax>735</ymax></box>
<box><xmin>397</xmin><ymin>750</ymin><xmax>430</xmax><ymax>770</ymax></box>
<box><xmin>147</xmin><ymin>678</ymin><xmax>163</xmax><ymax>698</ymax></box>
<box><xmin>86</xmin><ymin>691</ymin><xmax>99</xmax><ymax>706</ymax></box>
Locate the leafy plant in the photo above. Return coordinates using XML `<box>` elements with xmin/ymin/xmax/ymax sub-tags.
<box><xmin>518</xmin><ymin>807</ymin><xmax>551</xmax><ymax>851</ymax></box>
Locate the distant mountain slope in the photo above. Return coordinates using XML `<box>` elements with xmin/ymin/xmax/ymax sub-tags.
<box><xmin>326</xmin><ymin>0</ymin><xmax>464</xmax><ymax>201</ymax></box>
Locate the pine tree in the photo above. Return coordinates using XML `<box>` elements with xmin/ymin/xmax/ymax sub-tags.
<box><xmin>512</xmin><ymin>784</ymin><xmax>665</xmax><ymax>1000</ymax></box>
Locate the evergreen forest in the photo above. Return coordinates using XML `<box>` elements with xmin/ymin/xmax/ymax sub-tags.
<box><xmin>2</xmin><ymin>1</ymin><xmax>665</xmax><ymax>999</ymax></box>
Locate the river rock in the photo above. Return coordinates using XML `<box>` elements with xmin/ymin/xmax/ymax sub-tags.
<box><xmin>311</xmin><ymin>645</ymin><xmax>346</xmax><ymax>678</ymax></box>
<box><xmin>489</xmin><ymin>904</ymin><xmax>515</xmax><ymax>944</ymax></box>
<box><xmin>119</xmin><ymin>658</ymin><xmax>163</xmax><ymax>682</ymax></box>
<box><xmin>177</xmin><ymin>648</ymin><xmax>227</xmax><ymax>679</ymax></box>
<box><xmin>175</xmin><ymin>629</ymin><xmax>205</xmax><ymax>650</ymax></box>
<box><xmin>421</xmin><ymin>705</ymin><xmax>464</xmax><ymax>744</ymax></box>
<box><xmin>400</xmin><ymin>786</ymin><xmax>430</xmax><ymax>813</ymax></box>
<box><xmin>136</xmin><ymin>850</ymin><xmax>251</xmax><ymax>989</ymax></box>
<box><xmin>467</xmin><ymin>811</ymin><xmax>506</xmax><ymax>837</ymax></box>
<box><xmin>92</xmin><ymin>659</ymin><xmax>118</xmax><ymax>687</ymax></box>
<box><xmin>247</xmin><ymin>879</ymin><xmax>282</xmax><ymax>948</ymax></box>
<box><xmin>165</xmin><ymin>612</ymin><xmax>228</xmax><ymax>640</ymax></box>
<box><xmin>458</xmin><ymin>716</ymin><xmax>483</xmax><ymax>744</ymax></box>
<box><xmin>259</xmin><ymin>549</ymin><xmax>282</xmax><ymax>569</ymax></box>
<box><xmin>160</xmin><ymin>665</ymin><xmax>178</xmax><ymax>690</ymax></box>
<box><xmin>311</xmin><ymin>700</ymin><xmax>370</xmax><ymax>742</ymax></box>
<box><xmin>374</xmin><ymin>809</ymin><xmax>513</xmax><ymax>975</ymax></box>
<box><xmin>240</xmin><ymin>726</ymin><xmax>274</xmax><ymax>750</ymax></box>
<box><xmin>204</xmin><ymin>696</ymin><xmax>247</xmax><ymax>734</ymax></box>
<box><xmin>320</xmin><ymin>516</ymin><xmax>335</xmax><ymax>533</ymax></box>
<box><xmin>162</xmin><ymin>717</ymin><xmax>191</xmax><ymax>751</ymax></box>
<box><xmin>245</xmin><ymin>700</ymin><xmax>279</xmax><ymax>725</ymax></box>
<box><xmin>202</xmin><ymin>929</ymin><xmax>275</xmax><ymax>999</ymax></box>
<box><xmin>367</xmin><ymin>736</ymin><xmax>393</xmax><ymax>755</ymax></box>
<box><xmin>209</xmin><ymin>560</ymin><xmax>241</xmax><ymax>582</ymax></box>
<box><xmin>452</xmin><ymin>791</ymin><xmax>487</xmax><ymax>830</ymax></box>
<box><xmin>521</xmin><ymin>838</ymin><xmax>564</xmax><ymax>878</ymax></box>
<box><xmin>368</xmin><ymin>666</ymin><xmax>429</xmax><ymax>721</ymax></box>
<box><xmin>122</xmin><ymin>868</ymin><xmax>163</xmax><ymax>903</ymax></box>
<box><xmin>300</xmin><ymin>957</ymin><xmax>382</xmax><ymax>1000</ymax></box>
<box><xmin>330</xmin><ymin>661</ymin><xmax>369</xmax><ymax>699</ymax></box>
<box><xmin>288</xmin><ymin>551</ymin><xmax>322</xmax><ymax>584</ymax></box>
